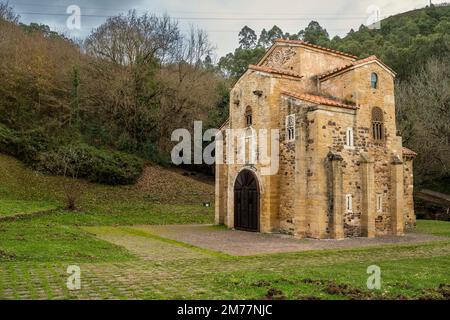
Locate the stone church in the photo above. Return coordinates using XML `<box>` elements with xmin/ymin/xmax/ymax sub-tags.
<box><xmin>215</xmin><ymin>39</ymin><xmax>417</xmax><ymax>239</ymax></box>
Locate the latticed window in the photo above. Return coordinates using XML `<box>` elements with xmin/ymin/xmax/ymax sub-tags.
<box><xmin>372</xmin><ymin>107</ymin><xmax>384</xmax><ymax>141</ymax></box>
<box><xmin>245</xmin><ymin>106</ymin><xmax>252</xmax><ymax>126</ymax></box>
<box><xmin>371</xmin><ymin>72</ymin><xmax>378</xmax><ymax>89</ymax></box>
<box><xmin>285</xmin><ymin>114</ymin><xmax>296</xmax><ymax>142</ymax></box>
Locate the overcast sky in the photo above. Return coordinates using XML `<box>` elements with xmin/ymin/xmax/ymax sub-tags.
<box><xmin>8</xmin><ymin>0</ymin><xmax>446</xmax><ymax>58</ymax></box>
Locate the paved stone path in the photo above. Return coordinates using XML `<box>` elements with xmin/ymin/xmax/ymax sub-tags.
<box><xmin>130</xmin><ymin>224</ymin><xmax>448</xmax><ymax>256</ymax></box>
<box><xmin>0</xmin><ymin>225</ymin><xmax>448</xmax><ymax>299</ymax></box>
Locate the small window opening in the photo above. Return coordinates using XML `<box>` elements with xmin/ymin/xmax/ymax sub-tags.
<box><xmin>245</xmin><ymin>106</ymin><xmax>252</xmax><ymax>126</ymax></box>
<box><xmin>346</xmin><ymin>194</ymin><xmax>353</xmax><ymax>213</ymax></box>
<box><xmin>345</xmin><ymin>127</ymin><xmax>354</xmax><ymax>148</ymax></box>
<box><xmin>286</xmin><ymin>114</ymin><xmax>296</xmax><ymax>142</ymax></box>
<box><xmin>371</xmin><ymin>72</ymin><xmax>378</xmax><ymax>89</ymax></box>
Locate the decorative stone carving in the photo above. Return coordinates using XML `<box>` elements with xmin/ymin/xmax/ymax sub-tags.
<box><xmin>263</xmin><ymin>47</ymin><xmax>296</xmax><ymax>68</ymax></box>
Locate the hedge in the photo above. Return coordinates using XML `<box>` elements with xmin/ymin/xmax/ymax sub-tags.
<box><xmin>36</xmin><ymin>144</ymin><xmax>145</xmax><ymax>185</ymax></box>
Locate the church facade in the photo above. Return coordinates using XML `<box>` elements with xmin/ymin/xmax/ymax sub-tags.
<box><xmin>215</xmin><ymin>39</ymin><xmax>417</xmax><ymax>239</ymax></box>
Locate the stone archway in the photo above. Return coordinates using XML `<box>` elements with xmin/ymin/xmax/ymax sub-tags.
<box><xmin>234</xmin><ymin>170</ymin><xmax>260</xmax><ymax>232</ymax></box>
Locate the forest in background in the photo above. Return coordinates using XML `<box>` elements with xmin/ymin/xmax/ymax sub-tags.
<box><xmin>0</xmin><ymin>2</ymin><xmax>449</xmax><ymax>189</ymax></box>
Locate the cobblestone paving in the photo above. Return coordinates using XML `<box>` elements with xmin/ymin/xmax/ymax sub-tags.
<box><xmin>1</xmin><ymin>226</ymin><xmax>449</xmax><ymax>300</ymax></box>
<box><xmin>131</xmin><ymin>224</ymin><xmax>449</xmax><ymax>256</ymax></box>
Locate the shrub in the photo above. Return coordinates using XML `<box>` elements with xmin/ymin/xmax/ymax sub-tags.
<box><xmin>0</xmin><ymin>124</ymin><xmax>49</xmax><ymax>164</ymax></box>
<box><xmin>0</xmin><ymin>124</ymin><xmax>19</xmax><ymax>156</ymax></box>
<box><xmin>36</xmin><ymin>144</ymin><xmax>145</xmax><ymax>185</ymax></box>
<box><xmin>0</xmin><ymin>124</ymin><xmax>144</xmax><ymax>185</ymax></box>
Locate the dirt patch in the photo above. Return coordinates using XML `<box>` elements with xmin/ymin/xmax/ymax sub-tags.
<box><xmin>295</xmin><ymin>294</ymin><xmax>322</xmax><ymax>300</ymax></box>
<box><xmin>419</xmin><ymin>284</ymin><xmax>450</xmax><ymax>300</ymax></box>
<box><xmin>0</xmin><ymin>249</ymin><xmax>16</xmax><ymax>260</ymax></box>
<box><xmin>265</xmin><ymin>288</ymin><xmax>287</xmax><ymax>300</ymax></box>
<box><xmin>324</xmin><ymin>282</ymin><xmax>372</xmax><ymax>299</ymax></box>
<box><xmin>301</xmin><ymin>278</ymin><xmax>374</xmax><ymax>300</ymax></box>
<box><xmin>301</xmin><ymin>278</ymin><xmax>445</xmax><ymax>300</ymax></box>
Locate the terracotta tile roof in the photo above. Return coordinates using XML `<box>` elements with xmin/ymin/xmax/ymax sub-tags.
<box><xmin>248</xmin><ymin>64</ymin><xmax>303</xmax><ymax>79</ymax></box>
<box><xmin>402</xmin><ymin>147</ymin><xmax>418</xmax><ymax>157</ymax></box>
<box><xmin>318</xmin><ymin>55</ymin><xmax>396</xmax><ymax>80</ymax></box>
<box><xmin>281</xmin><ymin>91</ymin><xmax>358</xmax><ymax>110</ymax></box>
<box><xmin>274</xmin><ymin>38</ymin><xmax>358</xmax><ymax>60</ymax></box>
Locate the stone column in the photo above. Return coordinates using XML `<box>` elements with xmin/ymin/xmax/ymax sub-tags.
<box><xmin>360</xmin><ymin>153</ymin><xmax>375</xmax><ymax>238</ymax></box>
<box><xmin>294</xmin><ymin>116</ymin><xmax>307</xmax><ymax>238</ymax></box>
<box><xmin>214</xmin><ymin>163</ymin><xmax>222</xmax><ymax>225</ymax></box>
<box><xmin>226</xmin><ymin>167</ymin><xmax>235</xmax><ymax>229</ymax></box>
<box><xmin>391</xmin><ymin>155</ymin><xmax>405</xmax><ymax>236</ymax></box>
<box><xmin>328</xmin><ymin>152</ymin><xmax>344</xmax><ymax>240</ymax></box>
<box><xmin>306</xmin><ymin>111</ymin><xmax>329</xmax><ymax>239</ymax></box>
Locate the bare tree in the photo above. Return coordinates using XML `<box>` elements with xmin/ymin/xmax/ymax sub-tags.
<box><xmin>56</xmin><ymin>147</ymin><xmax>88</xmax><ymax>211</ymax></box>
<box><xmin>84</xmin><ymin>10</ymin><xmax>181</xmax><ymax>66</ymax></box>
<box><xmin>396</xmin><ymin>57</ymin><xmax>450</xmax><ymax>182</ymax></box>
<box><xmin>82</xmin><ymin>12</ymin><xmax>221</xmax><ymax>155</ymax></box>
<box><xmin>0</xmin><ymin>1</ymin><xmax>19</xmax><ymax>23</ymax></box>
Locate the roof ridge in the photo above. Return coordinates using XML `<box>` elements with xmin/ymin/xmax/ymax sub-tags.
<box><xmin>281</xmin><ymin>91</ymin><xmax>358</xmax><ymax>110</ymax></box>
<box><xmin>274</xmin><ymin>38</ymin><xmax>358</xmax><ymax>60</ymax></box>
<box><xmin>249</xmin><ymin>64</ymin><xmax>303</xmax><ymax>79</ymax></box>
<box><xmin>317</xmin><ymin>55</ymin><xmax>396</xmax><ymax>80</ymax></box>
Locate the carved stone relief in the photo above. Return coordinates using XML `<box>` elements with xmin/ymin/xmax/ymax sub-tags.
<box><xmin>262</xmin><ymin>47</ymin><xmax>296</xmax><ymax>68</ymax></box>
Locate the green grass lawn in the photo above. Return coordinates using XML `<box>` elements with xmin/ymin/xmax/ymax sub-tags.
<box><xmin>0</xmin><ymin>153</ymin><xmax>449</xmax><ymax>300</ymax></box>
<box><xmin>415</xmin><ymin>219</ymin><xmax>450</xmax><ymax>237</ymax></box>
<box><xmin>0</xmin><ymin>199</ymin><xmax>58</xmax><ymax>217</ymax></box>
<box><xmin>0</xmin><ymin>209</ymin><xmax>448</xmax><ymax>299</ymax></box>
<box><xmin>0</xmin><ymin>153</ymin><xmax>213</xmax><ymax>263</ymax></box>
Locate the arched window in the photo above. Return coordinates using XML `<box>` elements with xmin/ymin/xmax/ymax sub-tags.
<box><xmin>245</xmin><ymin>106</ymin><xmax>252</xmax><ymax>126</ymax></box>
<box><xmin>372</xmin><ymin>107</ymin><xmax>384</xmax><ymax>141</ymax></box>
<box><xmin>371</xmin><ymin>72</ymin><xmax>378</xmax><ymax>89</ymax></box>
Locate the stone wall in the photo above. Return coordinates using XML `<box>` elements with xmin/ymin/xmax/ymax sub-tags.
<box><xmin>320</xmin><ymin>62</ymin><xmax>400</xmax><ymax>236</ymax></box>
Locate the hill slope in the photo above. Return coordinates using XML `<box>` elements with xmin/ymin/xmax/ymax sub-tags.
<box><xmin>0</xmin><ymin>153</ymin><xmax>214</xmax><ymax>211</ymax></box>
<box><xmin>332</xmin><ymin>4</ymin><xmax>450</xmax><ymax>79</ymax></box>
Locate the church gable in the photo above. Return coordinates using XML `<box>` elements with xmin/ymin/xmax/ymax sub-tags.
<box><xmin>260</xmin><ymin>46</ymin><xmax>298</xmax><ymax>69</ymax></box>
<box><xmin>257</xmin><ymin>39</ymin><xmax>357</xmax><ymax>76</ymax></box>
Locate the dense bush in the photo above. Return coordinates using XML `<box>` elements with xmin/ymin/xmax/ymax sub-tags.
<box><xmin>0</xmin><ymin>124</ymin><xmax>49</xmax><ymax>164</ymax></box>
<box><xmin>35</xmin><ymin>144</ymin><xmax>144</xmax><ymax>185</ymax></box>
<box><xmin>1</xmin><ymin>124</ymin><xmax>144</xmax><ymax>185</ymax></box>
<box><xmin>0</xmin><ymin>124</ymin><xmax>18</xmax><ymax>156</ymax></box>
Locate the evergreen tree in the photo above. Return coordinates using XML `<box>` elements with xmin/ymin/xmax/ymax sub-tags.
<box><xmin>299</xmin><ymin>21</ymin><xmax>330</xmax><ymax>45</ymax></box>
<box><xmin>258</xmin><ymin>25</ymin><xmax>284</xmax><ymax>48</ymax></box>
<box><xmin>238</xmin><ymin>26</ymin><xmax>257</xmax><ymax>49</ymax></box>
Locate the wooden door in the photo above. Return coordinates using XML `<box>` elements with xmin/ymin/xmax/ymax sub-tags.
<box><xmin>234</xmin><ymin>170</ymin><xmax>259</xmax><ymax>231</ymax></box>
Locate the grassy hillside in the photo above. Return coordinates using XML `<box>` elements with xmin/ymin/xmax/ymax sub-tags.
<box><xmin>0</xmin><ymin>153</ymin><xmax>214</xmax><ymax>219</ymax></box>
<box><xmin>0</xmin><ymin>152</ymin><xmax>214</xmax><ymax>262</ymax></box>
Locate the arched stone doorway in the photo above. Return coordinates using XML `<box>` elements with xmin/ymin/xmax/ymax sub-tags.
<box><xmin>234</xmin><ymin>170</ymin><xmax>260</xmax><ymax>232</ymax></box>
